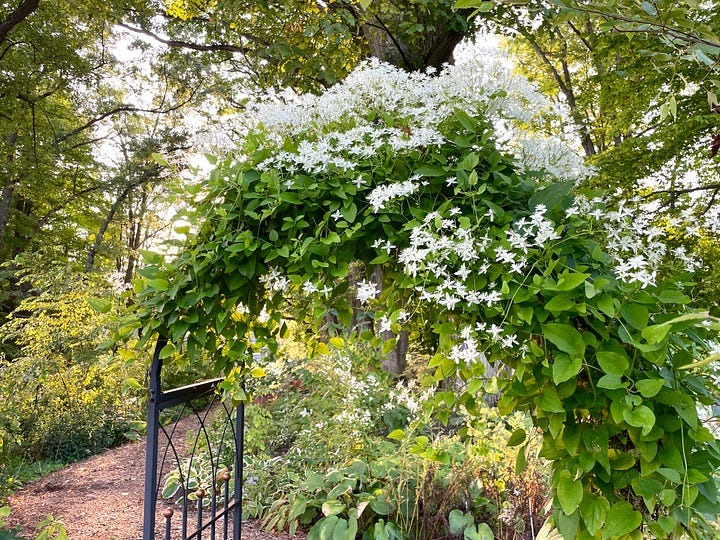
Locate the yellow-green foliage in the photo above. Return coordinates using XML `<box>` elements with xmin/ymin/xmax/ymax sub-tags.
<box><xmin>0</xmin><ymin>268</ymin><xmax>145</xmax><ymax>483</ymax></box>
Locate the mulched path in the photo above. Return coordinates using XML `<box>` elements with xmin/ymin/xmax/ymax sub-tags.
<box><xmin>5</xmin><ymin>413</ymin><xmax>303</xmax><ymax>540</ymax></box>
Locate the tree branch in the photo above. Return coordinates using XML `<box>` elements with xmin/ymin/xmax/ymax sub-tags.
<box><xmin>116</xmin><ymin>22</ymin><xmax>250</xmax><ymax>54</ymax></box>
<box><xmin>0</xmin><ymin>0</ymin><xmax>40</xmax><ymax>45</ymax></box>
<box><xmin>566</xmin><ymin>20</ymin><xmax>594</xmax><ymax>52</ymax></box>
<box><xmin>55</xmin><ymin>91</ymin><xmax>196</xmax><ymax>144</ymax></box>
<box><xmin>645</xmin><ymin>182</ymin><xmax>720</xmax><ymax>198</ymax></box>
<box><xmin>568</xmin><ymin>5</ymin><xmax>720</xmax><ymax>49</ymax></box>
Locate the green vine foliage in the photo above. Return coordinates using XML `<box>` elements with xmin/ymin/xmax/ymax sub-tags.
<box><xmin>133</xmin><ymin>61</ymin><xmax>720</xmax><ymax>538</ymax></box>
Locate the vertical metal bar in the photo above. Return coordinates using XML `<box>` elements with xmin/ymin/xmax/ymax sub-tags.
<box><xmin>143</xmin><ymin>337</ymin><xmax>167</xmax><ymax>540</ymax></box>
<box><xmin>210</xmin><ymin>476</ymin><xmax>217</xmax><ymax>540</ymax></box>
<box><xmin>164</xmin><ymin>508</ymin><xmax>173</xmax><ymax>540</ymax></box>
<box><xmin>233</xmin><ymin>402</ymin><xmax>244</xmax><ymax>540</ymax></box>
<box><xmin>196</xmin><ymin>488</ymin><xmax>205</xmax><ymax>540</ymax></box>
<box><xmin>182</xmin><ymin>485</ymin><xmax>188</xmax><ymax>539</ymax></box>
<box><xmin>223</xmin><ymin>471</ymin><xmax>230</xmax><ymax>540</ymax></box>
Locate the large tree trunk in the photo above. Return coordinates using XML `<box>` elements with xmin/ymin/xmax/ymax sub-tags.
<box><xmin>360</xmin><ymin>5</ymin><xmax>465</xmax><ymax>71</ymax></box>
<box><xmin>371</xmin><ymin>266</ymin><xmax>409</xmax><ymax>376</ymax></box>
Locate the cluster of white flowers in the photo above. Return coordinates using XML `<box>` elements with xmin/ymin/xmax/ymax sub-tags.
<box><xmin>356</xmin><ymin>279</ymin><xmax>380</xmax><ymax>304</ymax></box>
<box><xmin>245</xmin><ymin>57</ymin><xmax>590</xmax><ymax>183</ymax></box>
<box><xmin>566</xmin><ymin>195</ymin><xmax>705</xmax><ymax>287</ymax></box>
<box><xmin>449</xmin><ymin>326</ymin><xmax>486</xmax><ymax>368</ymax></box>
<box><xmin>377</xmin><ymin>315</ymin><xmax>392</xmax><ymax>333</ymax></box>
<box><xmin>258</xmin><ymin>267</ymin><xmax>291</xmax><ymax>292</ymax></box>
<box><xmin>367</xmin><ymin>175</ymin><xmax>426</xmax><ymax>212</ymax></box>
<box><xmin>396</xmin><ymin>204</ymin><xmax>560</xmax><ymax>311</ymax></box>
<box><xmin>383</xmin><ymin>380</ymin><xmax>431</xmax><ymax>419</ymax></box>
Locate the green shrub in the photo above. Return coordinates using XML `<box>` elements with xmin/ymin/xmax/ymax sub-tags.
<box><xmin>0</xmin><ymin>268</ymin><xmax>147</xmax><ymax>499</ymax></box>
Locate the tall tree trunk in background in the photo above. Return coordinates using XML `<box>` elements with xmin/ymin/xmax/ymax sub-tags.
<box><xmin>361</xmin><ymin>15</ymin><xmax>464</xmax><ymax>71</ymax></box>
<box><xmin>122</xmin><ymin>189</ymin><xmax>147</xmax><ymax>284</ymax></box>
<box><xmin>84</xmin><ymin>185</ymin><xmax>132</xmax><ymax>273</ymax></box>
<box><xmin>0</xmin><ymin>132</ymin><xmax>19</xmax><ymax>255</ymax></box>
<box><xmin>0</xmin><ymin>181</ymin><xmax>15</xmax><ymax>255</ymax></box>
<box><xmin>371</xmin><ymin>265</ymin><xmax>409</xmax><ymax>376</ymax></box>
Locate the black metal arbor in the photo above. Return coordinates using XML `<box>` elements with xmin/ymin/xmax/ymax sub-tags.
<box><xmin>143</xmin><ymin>337</ymin><xmax>245</xmax><ymax>540</ymax></box>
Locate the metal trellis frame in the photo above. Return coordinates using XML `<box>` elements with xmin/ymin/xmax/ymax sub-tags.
<box><xmin>143</xmin><ymin>336</ymin><xmax>244</xmax><ymax>540</ymax></box>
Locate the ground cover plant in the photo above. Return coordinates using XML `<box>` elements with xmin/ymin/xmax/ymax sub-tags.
<box><xmin>136</xmin><ymin>55</ymin><xmax>720</xmax><ymax>538</ymax></box>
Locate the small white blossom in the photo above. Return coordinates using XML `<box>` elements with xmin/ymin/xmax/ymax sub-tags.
<box><xmin>356</xmin><ymin>280</ymin><xmax>380</xmax><ymax>303</ymax></box>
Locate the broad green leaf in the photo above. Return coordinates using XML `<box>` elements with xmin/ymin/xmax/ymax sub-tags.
<box><xmin>279</xmin><ymin>192</ymin><xmax>302</xmax><ymax>204</ymax></box>
<box><xmin>621</xmin><ymin>303</ymin><xmax>649</xmax><ymax>330</ymax></box>
<box><xmin>86</xmin><ymin>297</ymin><xmax>112</xmax><ymax>314</ymax></box>
<box><xmin>250</xmin><ymin>367</ymin><xmax>266</xmax><ymax>378</ymax></box>
<box><xmin>635</xmin><ymin>378</ymin><xmax>664</xmax><ymax>397</ymax></box>
<box><xmin>507</xmin><ymin>428</ymin><xmax>527</xmax><ymax>446</ymax></box>
<box><xmin>528</xmin><ymin>181</ymin><xmax>574</xmax><ymax>211</ymax></box>
<box><xmin>138</xmin><ymin>249</ymin><xmax>163</xmax><ymax>264</ymax></box>
<box><xmin>609</xmin><ymin>451</ymin><xmax>635</xmax><ymax>470</ymax></box>
<box><xmin>602</xmin><ymin>502</ymin><xmax>642</xmax><ymax>539</ymax></box>
<box><xmin>596</xmin><ymin>350</ymin><xmax>629</xmax><ymax>376</ymax></box>
<box><xmin>658</xmin><ymin>489</ymin><xmax>676</xmax><ymax>506</ymax></box>
<box><xmin>322</xmin><ymin>500</ymin><xmax>346</xmax><ymax>517</ymax></box>
<box><xmin>449</xmin><ymin>509</ymin><xmax>474</xmax><ymax>534</ymax></box>
<box><xmin>288</xmin><ymin>495</ymin><xmax>308</xmax><ymax>521</ymax></box>
<box><xmin>147</xmin><ymin>278</ymin><xmax>170</xmax><ymax>291</ymax></box>
<box><xmin>465</xmin><ymin>523</ymin><xmax>494</xmax><ymax>540</ymax></box>
<box><xmin>536</xmin><ymin>387</ymin><xmax>565</xmax><ymax>413</ymax></box>
<box><xmin>332</xmin><ymin>518</ymin><xmax>349</xmax><ymax>540</ymax></box>
<box><xmin>552</xmin><ymin>354</ymin><xmax>582</xmax><ymax>384</ymax></box>
<box><xmin>673</xmin><ymin>393</ymin><xmax>699</xmax><ymax>429</ymax></box>
<box><xmin>545</xmin><ymin>293</ymin><xmax>575</xmax><ymax>312</ymax></box>
<box><xmin>597</xmin><ymin>374</ymin><xmax>626</xmax><ymax>390</ymax></box>
<box><xmin>596</xmin><ymin>294</ymin><xmax>615</xmax><ymax>317</ymax></box>
<box><xmin>515</xmin><ymin>443</ymin><xmax>527</xmax><ymax>474</ymax></box>
<box><xmin>382</xmin><ymin>338</ymin><xmax>397</xmax><ymax>355</ymax></box>
<box><xmin>657</xmin><ymin>467</ymin><xmax>682</xmax><ymax>483</ymax></box>
<box><xmin>658</xmin><ymin>446</ymin><xmax>684</xmax><ymax>471</ymax></box>
<box><xmin>632</xmin><ymin>478</ymin><xmax>663</xmax><ymax>498</ymax></box>
<box><xmin>557</xmin><ymin>508</ymin><xmax>579</xmax><ymax>539</ymax></box>
<box><xmin>562</xmin><ymin>423</ymin><xmax>581</xmax><ymax>455</ymax></box>
<box><xmin>557</xmin><ymin>474</ymin><xmax>583</xmax><ymax>515</ymax></box>
<box><xmin>414</xmin><ymin>164</ymin><xmax>447</xmax><ymax>176</ymax></box>
<box><xmin>579</xmin><ymin>493</ymin><xmax>609</xmax><ymax>535</ymax></box>
<box><xmin>641</xmin><ymin>0</ymin><xmax>657</xmax><ymax>15</ymax></box>
<box><xmin>542</xmin><ymin>323</ymin><xmax>585</xmax><ymax>355</ymax></box>
<box><xmin>162</xmin><ymin>479</ymin><xmax>180</xmax><ymax>499</ymax></box>
<box><xmin>369</xmin><ymin>493</ymin><xmax>391</xmax><ymax>515</ymax></box>
<box><xmin>555</xmin><ymin>272</ymin><xmax>589</xmax><ymax>292</ymax></box>
<box><xmin>657</xmin><ymin>290</ymin><xmax>690</xmax><ymax>304</ymax></box>
<box><xmin>159</xmin><ymin>343</ymin><xmax>176</xmax><ymax>359</ymax></box>
<box><xmin>346</xmin><ymin>516</ymin><xmax>358</xmax><ymax>540</ymax></box>
<box><xmin>623</xmin><ymin>405</ymin><xmax>655</xmax><ymax>435</ymax></box>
